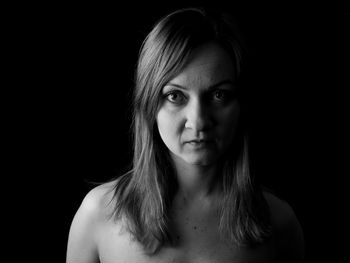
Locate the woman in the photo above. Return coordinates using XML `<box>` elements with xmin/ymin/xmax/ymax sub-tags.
<box><xmin>67</xmin><ymin>7</ymin><xmax>304</xmax><ymax>263</ymax></box>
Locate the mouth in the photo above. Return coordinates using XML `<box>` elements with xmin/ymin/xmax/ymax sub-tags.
<box><xmin>186</xmin><ymin>139</ymin><xmax>214</xmax><ymax>147</ymax></box>
<box><xmin>188</xmin><ymin>139</ymin><xmax>209</xmax><ymax>143</ymax></box>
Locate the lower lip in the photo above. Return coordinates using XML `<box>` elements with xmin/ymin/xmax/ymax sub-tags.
<box><xmin>186</xmin><ymin>141</ymin><xmax>213</xmax><ymax>149</ymax></box>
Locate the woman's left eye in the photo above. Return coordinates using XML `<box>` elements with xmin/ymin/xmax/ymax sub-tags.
<box><xmin>212</xmin><ymin>90</ymin><xmax>230</xmax><ymax>101</ymax></box>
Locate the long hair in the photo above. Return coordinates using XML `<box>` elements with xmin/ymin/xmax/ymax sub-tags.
<box><xmin>111</xmin><ymin>7</ymin><xmax>271</xmax><ymax>254</ymax></box>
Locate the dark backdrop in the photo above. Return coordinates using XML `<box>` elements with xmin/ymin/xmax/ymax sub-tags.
<box><xmin>15</xmin><ymin>2</ymin><xmax>342</xmax><ymax>262</ymax></box>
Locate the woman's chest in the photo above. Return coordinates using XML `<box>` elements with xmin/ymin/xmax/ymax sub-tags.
<box><xmin>96</xmin><ymin>216</ymin><xmax>275</xmax><ymax>263</ymax></box>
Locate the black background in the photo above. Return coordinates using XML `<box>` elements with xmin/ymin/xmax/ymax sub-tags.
<box><xmin>8</xmin><ymin>2</ymin><xmax>345</xmax><ymax>262</ymax></box>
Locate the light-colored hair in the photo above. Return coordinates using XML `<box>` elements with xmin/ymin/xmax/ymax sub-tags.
<box><xmin>111</xmin><ymin>7</ymin><xmax>271</xmax><ymax>254</ymax></box>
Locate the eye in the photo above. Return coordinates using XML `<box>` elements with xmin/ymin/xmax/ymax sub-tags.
<box><xmin>164</xmin><ymin>91</ymin><xmax>186</xmax><ymax>104</ymax></box>
<box><xmin>212</xmin><ymin>89</ymin><xmax>230</xmax><ymax>102</ymax></box>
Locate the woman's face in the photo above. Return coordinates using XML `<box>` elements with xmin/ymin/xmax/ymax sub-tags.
<box><xmin>156</xmin><ymin>43</ymin><xmax>240</xmax><ymax>166</ymax></box>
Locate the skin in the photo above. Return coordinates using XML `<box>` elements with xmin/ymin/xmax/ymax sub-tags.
<box><xmin>66</xmin><ymin>43</ymin><xmax>305</xmax><ymax>263</ymax></box>
<box><xmin>67</xmin><ymin>183</ymin><xmax>304</xmax><ymax>262</ymax></box>
<box><xmin>156</xmin><ymin>42</ymin><xmax>239</xmax><ymax>199</ymax></box>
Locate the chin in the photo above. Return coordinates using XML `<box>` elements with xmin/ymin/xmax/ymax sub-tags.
<box><xmin>183</xmin><ymin>153</ymin><xmax>218</xmax><ymax>166</ymax></box>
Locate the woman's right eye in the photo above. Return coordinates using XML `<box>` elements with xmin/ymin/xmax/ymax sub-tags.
<box><xmin>164</xmin><ymin>91</ymin><xmax>186</xmax><ymax>104</ymax></box>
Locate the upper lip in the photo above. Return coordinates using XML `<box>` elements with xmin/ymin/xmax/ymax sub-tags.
<box><xmin>186</xmin><ymin>138</ymin><xmax>213</xmax><ymax>143</ymax></box>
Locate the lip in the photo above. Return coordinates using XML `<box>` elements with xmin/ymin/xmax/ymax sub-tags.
<box><xmin>187</xmin><ymin>139</ymin><xmax>211</xmax><ymax>143</ymax></box>
<box><xmin>185</xmin><ymin>139</ymin><xmax>214</xmax><ymax>148</ymax></box>
<box><xmin>186</xmin><ymin>138</ymin><xmax>214</xmax><ymax>143</ymax></box>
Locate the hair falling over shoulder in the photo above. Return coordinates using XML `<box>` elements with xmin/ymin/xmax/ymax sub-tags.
<box><xmin>110</xmin><ymin>7</ymin><xmax>272</xmax><ymax>254</ymax></box>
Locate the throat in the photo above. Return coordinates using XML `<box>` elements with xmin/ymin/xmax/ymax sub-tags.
<box><xmin>174</xmin><ymin>162</ymin><xmax>220</xmax><ymax>200</ymax></box>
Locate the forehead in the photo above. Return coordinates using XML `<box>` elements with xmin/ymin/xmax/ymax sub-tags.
<box><xmin>168</xmin><ymin>43</ymin><xmax>236</xmax><ymax>88</ymax></box>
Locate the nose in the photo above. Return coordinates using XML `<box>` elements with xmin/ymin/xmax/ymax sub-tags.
<box><xmin>184</xmin><ymin>98</ymin><xmax>213</xmax><ymax>132</ymax></box>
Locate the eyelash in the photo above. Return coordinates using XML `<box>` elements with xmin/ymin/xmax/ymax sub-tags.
<box><xmin>212</xmin><ymin>90</ymin><xmax>231</xmax><ymax>101</ymax></box>
<box><xmin>163</xmin><ymin>90</ymin><xmax>233</xmax><ymax>105</ymax></box>
<box><xmin>164</xmin><ymin>91</ymin><xmax>186</xmax><ymax>104</ymax></box>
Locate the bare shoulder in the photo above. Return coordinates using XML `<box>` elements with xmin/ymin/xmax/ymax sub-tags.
<box><xmin>66</xmin><ymin>181</ymin><xmax>117</xmax><ymax>263</ymax></box>
<box><xmin>82</xmin><ymin>181</ymin><xmax>116</xmax><ymax>214</ymax></box>
<box><xmin>74</xmin><ymin>181</ymin><xmax>116</xmax><ymax>223</ymax></box>
<box><xmin>263</xmin><ymin>191</ymin><xmax>305</xmax><ymax>262</ymax></box>
<box><xmin>263</xmin><ymin>191</ymin><xmax>296</xmax><ymax>227</ymax></box>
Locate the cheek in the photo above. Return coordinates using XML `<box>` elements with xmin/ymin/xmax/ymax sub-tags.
<box><xmin>216</xmin><ymin>104</ymin><xmax>240</xmax><ymax>136</ymax></box>
<box><xmin>156</xmin><ymin>108</ymin><xmax>182</xmax><ymax>141</ymax></box>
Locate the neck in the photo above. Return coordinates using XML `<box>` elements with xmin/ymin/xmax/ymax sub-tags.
<box><xmin>171</xmin><ymin>156</ymin><xmax>220</xmax><ymax>201</ymax></box>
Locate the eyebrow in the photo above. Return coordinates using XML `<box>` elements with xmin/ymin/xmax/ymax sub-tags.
<box><xmin>165</xmin><ymin>79</ymin><xmax>235</xmax><ymax>91</ymax></box>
